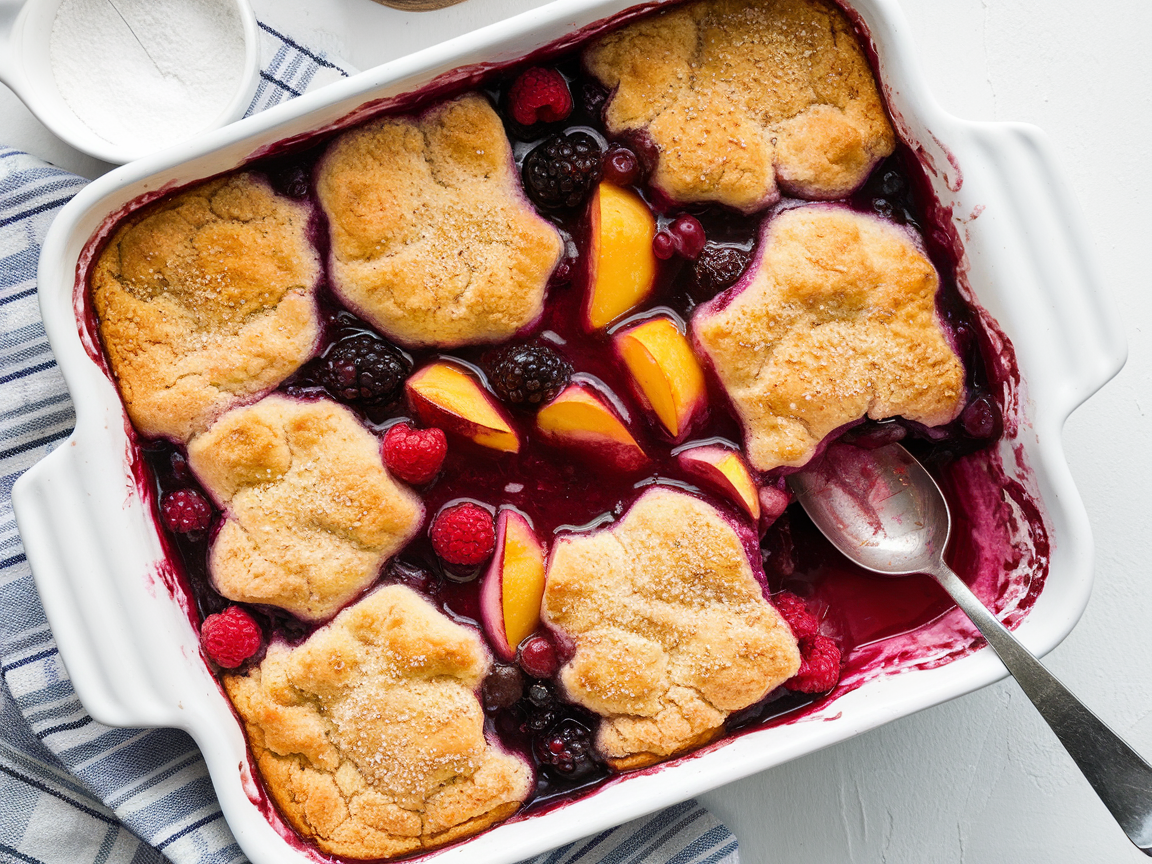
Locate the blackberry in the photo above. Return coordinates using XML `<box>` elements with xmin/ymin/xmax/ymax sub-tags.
<box><xmin>533</xmin><ymin>719</ymin><xmax>598</xmax><ymax>777</ymax></box>
<box><xmin>691</xmin><ymin>244</ymin><xmax>748</xmax><ymax>297</ymax></box>
<box><xmin>488</xmin><ymin>344</ymin><xmax>571</xmax><ymax>408</ymax></box>
<box><xmin>522</xmin><ymin>132</ymin><xmax>603</xmax><ymax>211</ymax></box>
<box><xmin>317</xmin><ymin>333</ymin><xmax>409</xmax><ymax>406</ymax></box>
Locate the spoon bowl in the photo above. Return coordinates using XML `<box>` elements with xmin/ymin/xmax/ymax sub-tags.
<box><xmin>787</xmin><ymin>440</ymin><xmax>950</xmax><ymax>577</ymax></box>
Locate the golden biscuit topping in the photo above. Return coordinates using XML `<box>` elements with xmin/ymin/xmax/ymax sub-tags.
<box><xmin>187</xmin><ymin>395</ymin><xmax>423</xmax><ymax>620</ymax></box>
<box><xmin>224</xmin><ymin>586</ymin><xmax>531</xmax><ymax>860</ymax></box>
<box><xmin>543</xmin><ymin>487</ymin><xmax>800</xmax><ymax>768</ymax></box>
<box><xmin>316</xmin><ymin>94</ymin><xmax>563</xmax><ymax>348</ymax></box>
<box><xmin>585</xmin><ymin>0</ymin><xmax>895</xmax><ymax>211</ymax></box>
<box><xmin>693</xmin><ymin>205</ymin><xmax>966</xmax><ymax>471</ymax></box>
<box><xmin>91</xmin><ymin>174</ymin><xmax>321</xmax><ymax>442</ymax></box>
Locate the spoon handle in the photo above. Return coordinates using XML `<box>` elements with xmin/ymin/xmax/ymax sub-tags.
<box><xmin>931</xmin><ymin>561</ymin><xmax>1152</xmax><ymax>854</ymax></box>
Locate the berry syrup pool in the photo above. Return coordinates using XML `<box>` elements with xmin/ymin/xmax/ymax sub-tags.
<box><xmin>77</xmin><ymin>0</ymin><xmax>1050</xmax><ymax>855</ymax></box>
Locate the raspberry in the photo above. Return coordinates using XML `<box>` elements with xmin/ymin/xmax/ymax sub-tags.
<box><xmin>533</xmin><ymin>719</ymin><xmax>597</xmax><ymax>776</ymax></box>
<box><xmin>318</xmin><ymin>333</ymin><xmax>409</xmax><ymax>406</ymax></box>
<box><xmin>488</xmin><ymin>344</ymin><xmax>572</xmax><ymax>408</ymax></box>
<box><xmin>383</xmin><ymin>422</ymin><xmax>447</xmax><ymax>484</ymax></box>
<box><xmin>517</xmin><ymin>633</ymin><xmax>560</xmax><ymax>678</ymax></box>
<box><xmin>522</xmin><ymin>132</ymin><xmax>603</xmax><ymax>211</ymax></box>
<box><xmin>785</xmin><ymin>634</ymin><xmax>842</xmax><ymax>693</ymax></box>
<box><xmin>670</xmin><ymin>214</ymin><xmax>706</xmax><ymax>260</ymax></box>
<box><xmin>773</xmin><ymin>591</ymin><xmax>819</xmax><ymax>640</ymax></box>
<box><xmin>691</xmin><ymin>243</ymin><xmax>748</xmax><ymax>296</ymax></box>
<box><xmin>603</xmin><ymin>144</ymin><xmax>641</xmax><ymax>186</ymax></box>
<box><xmin>430</xmin><ymin>502</ymin><xmax>496</xmax><ymax>567</ymax></box>
<box><xmin>161</xmin><ymin>489</ymin><xmax>212</xmax><ymax>533</ymax></box>
<box><xmin>200</xmin><ymin>606</ymin><xmax>263</xmax><ymax>668</ymax></box>
<box><xmin>508</xmin><ymin>67</ymin><xmax>573</xmax><ymax>127</ymax></box>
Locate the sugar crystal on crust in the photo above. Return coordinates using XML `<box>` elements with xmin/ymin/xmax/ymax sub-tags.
<box><xmin>187</xmin><ymin>395</ymin><xmax>424</xmax><ymax>621</ymax></box>
<box><xmin>542</xmin><ymin>487</ymin><xmax>800</xmax><ymax>769</ymax></box>
<box><xmin>316</xmin><ymin>94</ymin><xmax>563</xmax><ymax>348</ymax></box>
<box><xmin>91</xmin><ymin>174</ymin><xmax>321</xmax><ymax>442</ymax></box>
<box><xmin>224</xmin><ymin>585</ymin><xmax>532</xmax><ymax>860</ymax></box>
<box><xmin>584</xmin><ymin>0</ymin><xmax>895</xmax><ymax>212</ymax></box>
<box><xmin>693</xmin><ymin>204</ymin><xmax>966</xmax><ymax>471</ymax></box>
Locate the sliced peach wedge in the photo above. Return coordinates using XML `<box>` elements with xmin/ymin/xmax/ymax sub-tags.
<box><xmin>480</xmin><ymin>510</ymin><xmax>547</xmax><ymax>660</ymax></box>
<box><xmin>584</xmin><ymin>182</ymin><xmax>658</xmax><ymax>331</ymax></box>
<box><xmin>405</xmin><ymin>361</ymin><xmax>520</xmax><ymax>453</ymax></box>
<box><xmin>615</xmin><ymin>315</ymin><xmax>707</xmax><ymax>440</ymax></box>
<box><xmin>676</xmin><ymin>443</ymin><xmax>761</xmax><ymax>522</ymax></box>
<box><xmin>536</xmin><ymin>382</ymin><xmax>647</xmax><ymax>472</ymax></box>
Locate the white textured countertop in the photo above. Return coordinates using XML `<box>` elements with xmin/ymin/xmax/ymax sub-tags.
<box><xmin>3</xmin><ymin>0</ymin><xmax>1150</xmax><ymax>861</ymax></box>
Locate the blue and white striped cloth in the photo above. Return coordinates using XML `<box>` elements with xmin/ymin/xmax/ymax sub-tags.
<box><xmin>0</xmin><ymin>20</ymin><xmax>741</xmax><ymax>864</ymax></box>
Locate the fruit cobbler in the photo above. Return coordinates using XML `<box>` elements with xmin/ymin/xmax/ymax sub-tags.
<box><xmin>85</xmin><ymin>0</ymin><xmax>1042</xmax><ymax>859</ymax></box>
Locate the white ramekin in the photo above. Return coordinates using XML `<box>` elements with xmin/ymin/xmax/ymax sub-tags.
<box><xmin>0</xmin><ymin>0</ymin><xmax>261</xmax><ymax>164</ymax></box>
<box><xmin>11</xmin><ymin>1</ymin><xmax>1126</xmax><ymax>862</ymax></box>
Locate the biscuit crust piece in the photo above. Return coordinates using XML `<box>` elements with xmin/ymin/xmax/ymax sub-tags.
<box><xmin>91</xmin><ymin>174</ymin><xmax>321</xmax><ymax>442</ymax></box>
<box><xmin>542</xmin><ymin>487</ymin><xmax>800</xmax><ymax>769</ymax></box>
<box><xmin>693</xmin><ymin>205</ymin><xmax>966</xmax><ymax>472</ymax></box>
<box><xmin>187</xmin><ymin>395</ymin><xmax>423</xmax><ymax>621</ymax></box>
<box><xmin>224</xmin><ymin>585</ymin><xmax>532</xmax><ymax>860</ymax></box>
<box><xmin>584</xmin><ymin>0</ymin><xmax>895</xmax><ymax>212</ymax></box>
<box><xmin>316</xmin><ymin>94</ymin><xmax>562</xmax><ymax>348</ymax></box>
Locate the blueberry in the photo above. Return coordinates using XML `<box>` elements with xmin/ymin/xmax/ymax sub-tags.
<box><xmin>482</xmin><ymin>665</ymin><xmax>525</xmax><ymax>712</ymax></box>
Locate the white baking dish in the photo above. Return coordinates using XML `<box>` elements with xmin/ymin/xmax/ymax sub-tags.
<box><xmin>11</xmin><ymin>1</ymin><xmax>1125</xmax><ymax>862</ymax></box>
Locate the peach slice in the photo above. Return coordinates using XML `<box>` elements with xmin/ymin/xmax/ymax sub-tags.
<box><xmin>615</xmin><ymin>316</ymin><xmax>707</xmax><ymax>439</ymax></box>
<box><xmin>536</xmin><ymin>382</ymin><xmax>647</xmax><ymax>472</ymax></box>
<box><xmin>585</xmin><ymin>182</ymin><xmax>658</xmax><ymax>330</ymax></box>
<box><xmin>405</xmin><ymin>361</ymin><xmax>520</xmax><ymax>453</ymax></box>
<box><xmin>480</xmin><ymin>510</ymin><xmax>547</xmax><ymax>660</ymax></box>
<box><xmin>677</xmin><ymin>444</ymin><xmax>761</xmax><ymax>521</ymax></box>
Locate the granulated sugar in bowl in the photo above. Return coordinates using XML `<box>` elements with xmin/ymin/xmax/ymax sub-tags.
<box><xmin>48</xmin><ymin>0</ymin><xmax>258</xmax><ymax>156</ymax></box>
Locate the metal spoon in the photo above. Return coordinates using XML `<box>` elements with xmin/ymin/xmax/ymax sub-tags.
<box><xmin>788</xmin><ymin>442</ymin><xmax>1152</xmax><ymax>855</ymax></box>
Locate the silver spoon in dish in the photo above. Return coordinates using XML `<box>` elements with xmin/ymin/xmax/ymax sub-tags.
<box><xmin>788</xmin><ymin>442</ymin><xmax>1152</xmax><ymax>855</ymax></box>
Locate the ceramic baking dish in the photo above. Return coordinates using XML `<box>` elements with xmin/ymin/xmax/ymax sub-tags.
<box><xmin>11</xmin><ymin>0</ymin><xmax>1125</xmax><ymax>862</ymax></box>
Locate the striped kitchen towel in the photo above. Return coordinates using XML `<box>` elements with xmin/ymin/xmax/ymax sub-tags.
<box><xmin>0</xmin><ymin>22</ymin><xmax>742</xmax><ymax>864</ymax></box>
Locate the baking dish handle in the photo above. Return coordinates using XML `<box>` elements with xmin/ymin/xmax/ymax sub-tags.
<box><xmin>12</xmin><ymin>435</ymin><xmax>189</xmax><ymax>730</ymax></box>
<box><xmin>962</xmin><ymin>121</ymin><xmax>1127</xmax><ymax>424</ymax></box>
